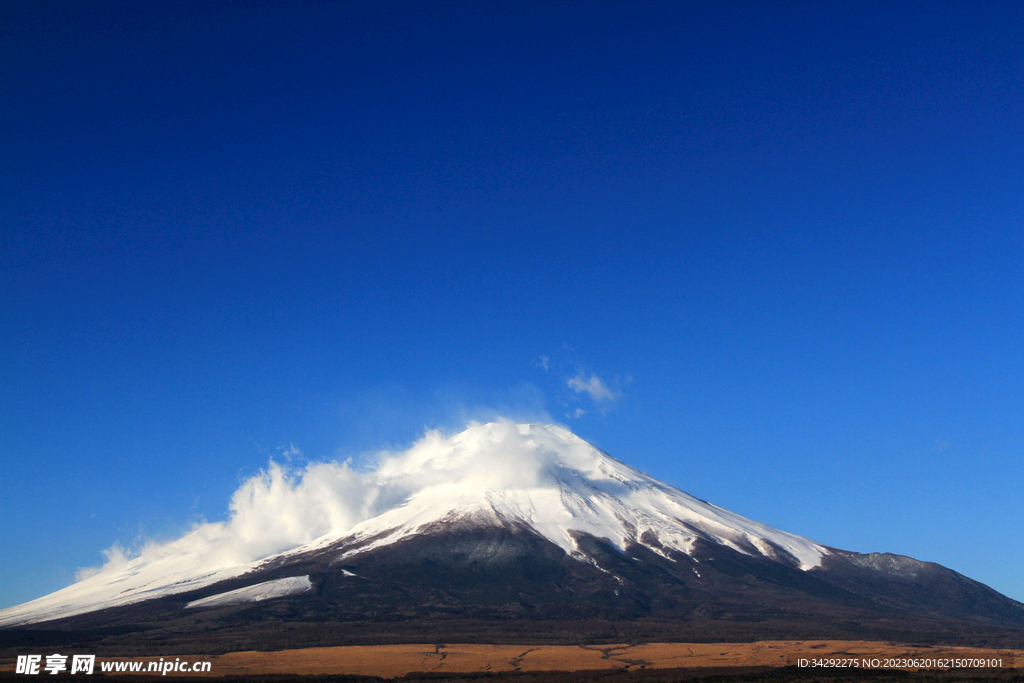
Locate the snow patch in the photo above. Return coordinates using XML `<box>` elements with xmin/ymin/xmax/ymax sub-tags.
<box><xmin>185</xmin><ymin>576</ymin><xmax>311</xmax><ymax>609</ymax></box>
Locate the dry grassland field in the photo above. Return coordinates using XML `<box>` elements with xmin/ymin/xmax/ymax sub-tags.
<box><xmin>3</xmin><ymin>641</ymin><xmax>1019</xmax><ymax>678</ymax></box>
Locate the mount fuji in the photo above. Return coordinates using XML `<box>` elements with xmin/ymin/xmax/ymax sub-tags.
<box><xmin>2</xmin><ymin>422</ymin><xmax>1022</xmax><ymax>651</ymax></box>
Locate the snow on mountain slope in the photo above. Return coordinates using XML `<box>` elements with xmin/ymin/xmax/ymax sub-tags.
<box><xmin>0</xmin><ymin>421</ymin><xmax>827</xmax><ymax>627</ymax></box>
<box><xmin>185</xmin><ymin>576</ymin><xmax>312</xmax><ymax>609</ymax></box>
<box><xmin>301</xmin><ymin>422</ymin><xmax>826</xmax><ymax>570</ymax></box>
<box><xmin>0</xmin><ymin>544</ymin><xmax>251</xmax><ymax>628</ymax></box>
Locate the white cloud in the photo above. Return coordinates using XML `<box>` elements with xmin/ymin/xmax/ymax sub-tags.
<box><xmin>567</xmin><ymin>373</ymin><xmax>617</xmax><ymax>402</ymax></box>
<box><xmin>73</xmin><ymin>420</ymin><xmax>573</xmax><ymax>582</ymax></box>
<box><xmin>75</xmin><ymin>546</ymin><xmax>130</xmax><ymax>581</ymax></box>
<box><xmin>279</xmin><ymin>443</ymin><xmax>301</xmax><ymax>462</ymax></box>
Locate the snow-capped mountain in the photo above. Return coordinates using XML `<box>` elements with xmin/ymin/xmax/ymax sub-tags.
<box><xmin>299</xmin><ymin>421</ymin><xmax>828</xmax><ymax>570</ymax></box>
<box><xmin>2</xmin><ymin>421</ymin><xmax>1022</xmax><ymax>648</ymax></box>
<box><xmin>0</xmin><ymin>422</ymin><xmax>824</xmax><ymax>627</ymax></box>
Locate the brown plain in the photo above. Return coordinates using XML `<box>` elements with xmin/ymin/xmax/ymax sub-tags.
<box><xmin>7</xmin><ymin>641</ymin><xmax>1013</xmax><ymax>677</ymax></box>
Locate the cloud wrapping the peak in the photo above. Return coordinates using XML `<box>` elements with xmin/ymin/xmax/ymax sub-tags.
<box><xmin>75</xmin><ymin>421</ymin><xmax>568</xmax><ymax>582</ymax></box>
<box><xmin>225</xmin><ymin>460</ymin><xmax>375</xmax><ymax>560</ymax></box>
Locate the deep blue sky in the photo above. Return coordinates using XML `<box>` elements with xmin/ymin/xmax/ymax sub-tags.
<box><xmin>2</xmin><ymin>1</ymin><xmax>1021</xmax><ymax>608</ymax></box>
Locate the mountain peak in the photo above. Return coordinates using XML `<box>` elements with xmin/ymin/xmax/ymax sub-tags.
<box><xmin>1</xmin><ymin>420</ymin><xmax>828</xmax><ymax>627</ymax></box>
<box><xmin>332</xmin><ymin>420</ymin><xmax>826</xmax><ymax>571</ymax></box>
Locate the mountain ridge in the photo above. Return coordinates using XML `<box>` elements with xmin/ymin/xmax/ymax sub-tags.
<box><xmin>2</xmin><ymin>421</ymin><xmax>1021</xmax><ymax>650</ymax></box>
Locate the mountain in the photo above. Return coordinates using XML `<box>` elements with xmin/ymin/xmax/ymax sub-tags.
<box><xmin>2</xmin><ymin>422</ymin><xmax>1022</xmax><ymax>652</ymax></box>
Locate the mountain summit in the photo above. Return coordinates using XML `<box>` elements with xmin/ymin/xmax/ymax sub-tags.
<box><xmin>2</xmin><ymin>422</ymin><xmax>1022</xmax><ymax>649</ymax></box>
<box><xmin>300</xmin><ymin>422</ymin><xmax>827</xmax><ymax>572</ymax></box>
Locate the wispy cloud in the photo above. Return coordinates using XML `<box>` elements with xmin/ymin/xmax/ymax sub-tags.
<box><xmin>567</xmin><ymin>373</ymin><xmax>617</xmax><ymax>402</ymax></box>
<box><xmin>279</xmin><ymin>443</ymin><xmax>301</xmax><ymax>462</ymax></box>
<box><xmin>72</xmin><ymin>420</ymin><xmax>570</xmax><ymax>582</ymax></box>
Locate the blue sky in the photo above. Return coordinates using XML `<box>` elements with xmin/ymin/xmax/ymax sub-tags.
<box><xmin>1</xmin><ymin>1</ymin><xmax>1021</xmax><ymax>609</ymax></box>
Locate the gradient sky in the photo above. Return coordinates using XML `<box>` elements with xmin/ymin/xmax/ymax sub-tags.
<box><xmin>1</xmin><ymin>1</ymin><xmax>1021</xmax><ymax>609</ymax></box>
